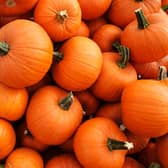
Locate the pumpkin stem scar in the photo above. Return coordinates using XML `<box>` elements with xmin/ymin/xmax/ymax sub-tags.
<box><xmin>6</xmin><ymin>0</ymin><xmax>16</xmax><ymax>7</ymax></box>
<box><xmin>56</xmin><ymin>10</ymin><xmax>68</xmax><ymax>24</ymax></box>
<box><xmin>0</xmin><ymin>42</ymin><xmax>10</xmax><ymax>56</ymax></box>
<box><xmin>135</xmin><ymin>8</ymin><xmax>149</xmax><ymax>29</ymax></box>
<box><xmin>148</xmin><ymin>162</ymin><xmax>161</xmax><ymax>168</ymax></box>
<box><xmin>53</xmin><ymin>51</ymin><xmax>64</xmax><ymax>63</ymax></box>
<box><xmin>158</xmin><ymin>66</ymin><xmax>167</xmax><ymax>80</ymax></box>
<box><xmin>58</xmin><ymin>91</ymin><xmax>74</xmax><ymax>110</ymax></box>
<box><xmin>107</xmin><ymin>138</ymin><xmax>134</xmax><ymax>151</ymax></box>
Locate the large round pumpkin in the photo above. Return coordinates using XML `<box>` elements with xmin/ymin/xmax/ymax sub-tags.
<box><xmin>0</xmin><ymin>19</ymin><xmax>53</xmax><ymax>88</ymax></box>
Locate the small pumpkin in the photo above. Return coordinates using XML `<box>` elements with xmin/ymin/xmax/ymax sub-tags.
<box><xmin>34</xmin><ymin>0</ymin><xmax>81</xmax><ymax>42</ymax></box>
<box><xmin>0</xmin><ymin>19</ymin><xmax>53</xmax><ymax>88</ymax></box>
<box><xmin>0</xmin><ymin>82</ymin><xmax>28</xmax><ymax>121</ymax></box>
<box><xmin>26</xmin><ymin>85</ymin><xmax>83</xmax><ymax>145</ymax></box>
<box><xmin>0</xmin><ymin>119</ymin><xmax>16</xmax><ymax>160</ymax></box>
<box><xmin>5</xmin><ymin>147</ymin><xmax>44</xmax><ymax>168</ymax></box>
<box><xmin>93</xmin><ymin>24</ymin><xmax>122</xmax><ymax>52</ymax></box>
<box><xmin>0</xmin><ymin>0</ymin><xmax>38</xmax><ymax>16</ymax></box>
<box><xmin>121</xmin><ymin>8</ymin><xmax>168</xmax><ymax>63</ymax></box>
<box><xmin>46</xmin><ymin>154</ymin><xmax>82</xmax><ymax>168</ymax></box>
<box><xmin>122</xmin><ymin>157</ymin><xmax>145</xmax><ymax>168</ymax></box>
<box><xmin>73</xmin><ymin>117</ymin><xmax>133</xmax><ymax>168</ymax></box>
<box><xmin>78</xmin><ymin>0</ymin><xmax>112</xmax><ymax>20</ymax></box>
<box><xmin>52</xmin><ymin>36</ymin><xmax>103</xmax><ymax>91</ymax></box>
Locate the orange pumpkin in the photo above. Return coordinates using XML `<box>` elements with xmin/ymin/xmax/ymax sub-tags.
<box><xmin>93</xmin><ymin>24</ymin><xmax>122</xmax><ymax>52</ymax></box>
<box><xmin>52</xmin><ymin>36</ymin><xmax>103</xmax><ymax>91</ymax></box>
<box><xmin>5</xmin><ymin>147</ymin><xmax>44</xmax><ymax>168</ymax></box>
<box><xmin>26</xmin><ymin>85</ymin><xmax>83</xmax><ymax>145</ymax></box>
<box><xmin>46</xmin><ymin>154</ymin><xmax>82</xmax><ymax>168</ymax></box>
<box><xmin>0</xmin><ymin>119</ymin><xmax>16</xmax><ymax>160</ymax></box>
<box><xmin>0</xmin><ymin>0</ymin><xmax>38</xmax><ymax>16</ymax></box>
<box><xmin>74</xmin><ymin>117</ymin><xmax>133</xmax><ymax>168</ymax></box>
<box><xmin>0</xmin><ymin>82</ymin><xmax>28</xmax><ymax>121</ymax></box>
<box><xmin>34</xmin><ymin>0</ymin><xmax>81</xmax><ymax>42</ymax></box>
<box><xmin>0</xmin><ymin>19</ymin><xmax>53</xmax><ymax>88</ymax></box>
<box><xmin>122</xmin><ymin>157</ymin><xmax>145</xmax><ymax>168</ymax></box>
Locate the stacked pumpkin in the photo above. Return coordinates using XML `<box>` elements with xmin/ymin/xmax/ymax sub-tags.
<box><xmin>0</xmin><ymin>0</ymin><xmax>168</xmax><ymax>168</ymax></box>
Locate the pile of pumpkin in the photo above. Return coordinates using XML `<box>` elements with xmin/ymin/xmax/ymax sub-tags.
<box><xmin>0</xmin><ymin>0</ymin><xmax>168</xmax><ymax>168</ymax></box>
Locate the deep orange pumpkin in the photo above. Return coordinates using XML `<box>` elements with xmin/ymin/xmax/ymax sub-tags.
<box><xmin>0</xmin><ymin>19</ymin><xmax>53</xmax><ymax>88</ymax></box>
<box><xmin>26</xmin><ymin>85</ymin><xmax>83</xmax><ymax>145</ymax></box>
<box><xmin>0</xmin><ymin>119</ymin><xmax>16</xmax><ymax>160</ymax></box>
<box><xmin>78</xmin><ymin>0</ymin><xmax>112</xmax><ymax>20</ymax></box>
<box><xmin>0</xmin><ymin>82</ymin><xmax>28</xmax><ymax>121</ymax></box>
<box><xmin>74</xmin><ymin>117</ymin><xmax>133</xmax><ymax>168</ymax></box>
<box><xmin>34</xmin><ymin>0</ymin><xmax>81</xmax><ymax>42</ymax></box>
<box><xmin>52</xmin><ymin>36</ymin><xmax>103</xmax><ymax>91</ymax></box>
<box><xmin>5</xmin><ymin>147</ymin><xmax>44</xmax><ymax>168</ymax></box>
<box><xmin>122</xmin><ymin>157</ymin><xmax>145</xmax><ymax>168</ymax></box>
<box><xmin>0</xmin><ymin>0</ymin><xmax>38</xmax><ymax>16</ymax></box>
<box><xmin>108</xmin><ymin>0</ymin><xmax>161</xmax><ymax>28</ymax></box>
<box><xmin>46</xmin><ymin>154</ymin><xmax>82</xmax><ymax>168</ymax></box>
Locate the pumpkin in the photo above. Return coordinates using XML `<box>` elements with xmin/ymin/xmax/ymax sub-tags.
<box><xmin>93</xmin><ymin>24</ymin><xmax>122</xmax><ymax>52</ymax></box>
<box><xmin>78</xmin><ymin>0</ymin><xmax>112</xmax><ymax>20</ymax></box>
<box><xmin>73</xmin><ymin>117</ymin><xmax>133</xmax><ymax>168</ymax></box>
<box><xmin>86</xmin><ymin>16</ymin><xmax>107</xmax><ymax>37</ymax></box>
<box><xmin>122</xmin><ymin>157</ymin><xmax>145</xmax><ymax>168</ymax></box>
<box><xmin>52</xmin><ymin>36</ymin><xmax>103</xmax><ymax>91</ymax></box>
<box><xmin>121</xmin><ymin>66</ymin><xmax>168</xmax><ymax>138</ymax></box>
<box><xmin>72</xmin><ymin>21</ymin><xmax>90</xmax><ymax>37</ymax></box>
<box><xmin>5</xmin><ymin>147</ymin><xmax>44</xmax><ymax>168</ymax></box>
<box><xmin>0</xmin><ymin>82</ymin><xmax>28</xmax><ymax>121</ymax></box>
<box><xmin>132</xmin><ymin>61</ymin><xmax>160</xmax><ymax>79</ymax></box>
<box><xmin>95</xmin><ymin>102</ymin><xmax>121</xmax><ymax>124</ymax></box>
<box><xmin>0</xmin><ymin>0</ymin><xmax>38</xmax><ymax>16</ymax></box>
<box><xmin>75</xmin><ymin>90</ymin><xmax>100</xmax><ymax>116</ymax></box>
<box><xmin>16</xmin><ymin>121</ymin><xmax>48</xmax><ymax>152</ymax></box>
<box><xmin>34</xmin><ymin>0</ymin><xmax>81</xmax><ymax>42</ymax></box>
<box><xmin>156</xmin><ymin>134</ymin><xmax>168</xmax><ymax>168</ymax></box>
<box><xmin>91</xmin><ymin>45</ymin><xmax>137</xmax><ymax>102</ymax></box>
<box><xmin>108</xmin><ymin>0</ymin><xmax>161</xmax><ymax>28</ymax></box>
<box><xmin>121</xmin><ymin>8</ymin><xmax>168</xmax><ymax>63</ymax></box>
<box><xmin>46</xmin><ymin>154</ymin><xmax>82</xmax><ymax>168</ymax></box>
<box><xmin>124</xmin><ymin>129</ymin><xmax>149</xmax><ymax>154</ymax></box>
<box><xmin>26</xmin><ymin>85</ymin><xmax>83</xmax><ymax>145</ymax></box>
<box><xmin>0</xmin><ymin>19</ymin><xmax>53</xmax><ymax>88</ymax></box>
<box><xmin>0</xmin><ymin>119</ymin><xmax>16</xmax><ymax>160</ymax></box>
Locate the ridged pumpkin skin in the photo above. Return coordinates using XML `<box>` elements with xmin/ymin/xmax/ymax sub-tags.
<box><xmin>74</xmin><ymin>117</ymin><xmax>129</xmax><ymax>168</ymax></box>
<box><xmin>52</xmin><ymin>36</ymin><xmax>103</xmax><ymax>91</ymax></box>
<box><xmin>5</xmin><ymin>148</ymin><xmax>44</xmax><ymax>168</ymax></box>
<box><xmin>0</xmin><ymin>82</ymin><xmax>28</xmax><ymax>121</ymax></box>
<box><xmin>0</xmin><ymin>119</ymin><xmax>16</xmax><ymax>160</ymax></box>
<box><xmin>108</xmin><ymin>0</ymin><xmax>161</xmax><ymax>28</ymax></box>
<box><xmin>121</xmin><ymin>80</ymin><xmax>168</xmax><ymax>138</ymax></box>
<box><xmin>46</xmin><ymin>154</ymin><xmax>82</xmax><ymax>168</ymax></box>
<box><xmin>34</xmin><ymin>0</ymin><xmax>81</xmax><ymax>42</ymax></box>
<box><xmin>26</xmin><ymin>85</ymin><xmax>83</xmax><ymax>145</ymax></box>
<box><xmin>121</xmin><ymin>12</ymin><xmax>168</xmax><ymax>63</ymax></box>
<box><xmin>156</xmin><ymin>134</ymin><xmax>168</xmax><ymax>168</ymax></box>
<box><xmin>78</xmin><ymin>0</ymin><xmax>112</xmax><ymax>20</ymax></box>
<box><xmin>0</xmin><ymin>19</ymin><xmax>53</xmax><ymax>88</ymax></box>
<box><xmin>122</xmin><ymin>157</ymin><xmax>145</xmax><ymax>168</ymax></box>
<box><xmin>0</xmin><ymin>0</ymin><xmax>38</xmax><ymax>16</ymax></box>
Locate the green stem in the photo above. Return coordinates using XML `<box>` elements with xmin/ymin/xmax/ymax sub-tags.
<box><xmin>112</xmin><ymin>41</ymin><xmax>121</xmax><ymax>51</ymax></box>
<box><xmin>148</xmin><ymin>162</ymin><xmax>161</xmax><ymax>168</ymax></box>
<box><xmin>158</xmin><ymin>66</ymin><xmax>167</xmax><ymax>80</ymax></box>
<box><xmin>58</xmin><ymin>92</ymin><xmax>73</xmax><ymax>110</ymax></box>
<box><xmin>162</xmin><ymin>4</ymin><xmax>168</xmax><ymax>11</ymax></box>
<box><xmin>53</xmin><ymin>51</ymin><xmax>64</xmax><ymax>63</ymax></box>
<box><xmin>107</xmin><ymin>138</ymin><xmax>134</xmax><ymax>151</ymax></box>
<box><xmin>0</xmin><ymin>42</ymin><xmax>10</xmax><ymax>56</ymax></box>
<box><xmin>135</xmin><ymin>8</ymin><xmax>149</xmax><ymax>29</ymax></box>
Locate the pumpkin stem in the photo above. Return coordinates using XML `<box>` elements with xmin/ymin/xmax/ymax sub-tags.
<box><xmin>158</xmin><ymin>66</ymin><xmax>167</xmax><ymax>80</ymax></box>
<box><xmin>56</xmin><ymin>10</ymin><xmax>68</xmax><ymax>24</ymax></box>
<box><xmin>0</xmin><ymin>42</ymin><xmax>10</xmax><ymax>56</ymax></box>
<box><xmin>112</xmin><ymin>42</ymin><xmax>130</xmax><ymax>68</ymax></box>
<box><xmin>135</xmin><ymin>8</ymin><xmax>149</xmax><ymax>29</ymax></box>
<box><xmin>53</xmin><ymin>51</ymin><xmax>64</xmax><ymax>63</ymax></box>
<box><xmin>162</xmin><ymin>5</ymin><xmax>168</xmax><ymax>12</ymax></box>
<box><xmin>0</xmin><ymin>164</ymin><xmax>5</xmax><ymax>168</ymax></box>
<box><xmin>148</xmin><ymin>162</ymin><xmax>161</xmax><ymax>168</ymax></box>
<box><xmin>58</xmin><ymin>92</ymin><xmax>73</xmax><ymax>110</ymax></box>
<box><xmin>107</xmin><ymin>138</ymin><xmax>134</xmax><ymax>151</ymax></box>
